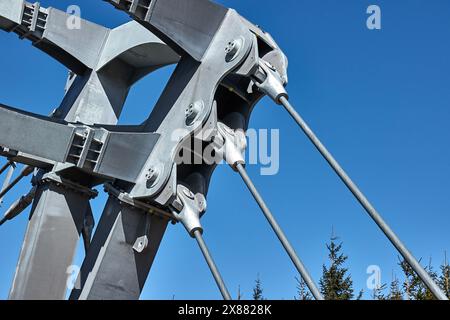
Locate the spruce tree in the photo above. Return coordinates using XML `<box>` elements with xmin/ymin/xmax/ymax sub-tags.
<box><xmin>319</xmin><ymin>235</ymin><xmax>354</xmax><ymax>300</ymax></box>
<box><xmin>438</xmin><ymin>253</ymin><xmax>450</xmax><ymax>299</ymax></box>
<box><xmin>295</xmin><ymin>277</ymin><xmax>312</xmax><ymax>300</ymax></box>
<box><xmin>356</xmin><ymin>290</ymin><xmax>364</xmax><ymax>300</ymax></box>
<box><xmin>388</xmin><ymin>275</ymin><xmax>403</xmax><ymax>300</ymax></box>
<box><xmin>253</xmin><ymin>274</ymin><xmax>265</xmax><ymax>300</ymax></box>
<box><xmin>399</xmin><ymin>258</ymin><xmax>422</xmax><ymax>300</ymax></box>
<box><xmin>422</xmin><ymin>262</ymin><xmax>438</xmax><ymax>300</ymax></box>
<box><xmin>399</xmin><ymin>257</ymin><xmax>437</xmax><ymax>300</ymax></box>
<box><xmin>373</xmin><ymin>283</ymin><xmax>387</xmax><ymax>300</ymax></box>
<box><xmin>237</xmin><ymin>285</ymin><xmax>242</xmax><ymax>300</ymax></box>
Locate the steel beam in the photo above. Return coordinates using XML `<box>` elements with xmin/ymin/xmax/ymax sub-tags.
<box><xmin>0</xmin><ymin>103</ymin><xmax>161</xmax><ymax>183</ymax></box>
<box><xmin>9</xmin><ymin>181</ymin><xmax>96</xmax><ymax>299</ymax></box>
<box><xmin>0</xmin><ymin>104</ymin><xmax>74</xmax><ymax>164</ymax></box>
<box><xmin>106</xmin><ymin>0</ymin><xmax>227</xmax><ymax>61</ymax></box>
<box><xmin>70</xmin><ymin>196</ymin><xmax>168</xmax><ymax>300</ymax></box>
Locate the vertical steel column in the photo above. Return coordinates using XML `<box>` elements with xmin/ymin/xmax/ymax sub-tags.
<box><xmin>70</xmin><ymin>196</ymin><xmax>168</xmax><ymax>300</ymax></box>
<box><xmin>279</xmin><ymin>96</ymin><xmax>448</xmax><ymax>301</ymax></box>
<box><xmin>9</xmin><ymin>182</ymin><xmax>94</xmax><ymax>299</ymax></box>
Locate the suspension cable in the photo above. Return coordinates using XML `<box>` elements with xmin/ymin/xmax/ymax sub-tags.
<box><xmin>193</xmin><ymin>230</ymin><xmax>232</xmax><ymax>300</ymax></box>
<box><xmin>279</xmin><ymin>96</ymin><xmax>448</xmax><ymax>300</ymax></box>
<box><xmin>0</xmin><ymin>162</ymin><xmax>17</xmax><ymax>204</ymax></box>
<box><xmin>235</xmin><ymin>163</ymin><xmax>324</xmax><ymax>300</ymax></box>
<box><xmin>172</xmin><ymin>184</ymin><xmax>232</xmax><ymax>300</ymax></box>
<box><xmin>0</xmin><ymin>161</ymin><xmax>13</xmax><ymax>176</ymax></box>
<box><xmin>0</xmin><ymin>165</ymin><xmax>33</xmax><ymax>202</ymax></box>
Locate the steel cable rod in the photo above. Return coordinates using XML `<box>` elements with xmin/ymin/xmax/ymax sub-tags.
<box><xmin>279</xmin><ymin>96</ymin><xmax>447</xmax><ymax>300</ymax></box>
<box><xmin>193</xmin><ymin>230</ymin><xmax>232</xmax><ymax>300</ymax></box>
<box><xmin>0</xmin><ymin>166</ymin><xmax>33</xmax><ymax>201</ymax></box>
<box><xmin>0</xmin><ymin>163</ymin><xmax>17</xmax><ymax>204</ymax></box>
<box><xmin>235</xmin><ymin>163</ymin><xmax>324</xmax><ymax>300</ymax></box>
<box><xmin>0</xmin><ymin>161</ymin><xmax>13</xmax><ymax>176</ymax></box>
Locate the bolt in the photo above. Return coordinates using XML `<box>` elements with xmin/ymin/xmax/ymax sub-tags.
<box><xmin>225</xmin><ymin>41</ymin><xmax>236</xmax><ymax>54</ymax></box>
<box><xmin>145</xmin><ymin>167</ymin><xmax>159</xmax><ymax>187</ymax></box>
<box><xmin>185</xmin><ymin>104</ymin><xmax>194</xmax><ymax>117</ymax></box>
<box><xmin>225</xmin><ymin>37</ymin><xmax>244</xmax><ymax>62</ymax></box>
<box><xmin>133</xmin><ymin>235</ymin><xmax>149</xmax><ymax>253</ymax></box>
<box><xmin>182</xmin><ymin>187</ymin><xmax>194</xmax><ymax>199</ymax></box>
<box><xmin>185</xmin><ymin>101</ymin><xmax>203</xmax><ymax>126</ymax></box>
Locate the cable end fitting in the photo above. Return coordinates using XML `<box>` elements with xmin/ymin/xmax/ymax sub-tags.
<box><xmin>172</xmin><ymin>185</ymin><xmax>207</xmax><ymax>238</ymax></box>
<box><xmin>216</xmin><ymin>122</ymin><xmax>247</xmax><ymax>172</ymax></box>
<box><xmin>253</xmin><ymin>59</ymin><xmax>289</xmax><ymax>104</ymax></box>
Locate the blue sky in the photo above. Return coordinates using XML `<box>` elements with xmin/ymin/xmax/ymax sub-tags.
<box><xmin>0</xmin><ymin>0</ymin><xmax>449</xmax><ymax>300</ymax></box>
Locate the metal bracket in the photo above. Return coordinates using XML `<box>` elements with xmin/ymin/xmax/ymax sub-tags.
<box><xmin>215</xmin><ymin>122</ymin><xmax>247</xmax><ymax>171</ymax></box>
<box><xmin>172</xmin><ymin>185</ymin><xmax>207</xmax><ymax>238</ymax></box>
<box><xmin>39</xmin><ymin>172</ymin><xmax>98</xmax><ymax>199</ymax></box>
<box><xmin>253</xmin><ymin>59</ymin><xmax>288</xmax><ymax>104</ymax></box>
<box><xmin>103</xmin><ymin>183</ymin><xmax>176</xmax><ymax>222</ymax></box>
<box><xmin>133</xmin><ymin>213</ymin><xmax>151</xmax><ymax>253</ymax></box>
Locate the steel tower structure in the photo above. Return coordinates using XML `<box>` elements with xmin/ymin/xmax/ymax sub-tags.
<box><xmin>0</xmin><ymin>0</ymin><xmax>446</xmax><ymax>300</ymax></box>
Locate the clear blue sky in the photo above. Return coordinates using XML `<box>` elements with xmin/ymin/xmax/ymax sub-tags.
<box><xmin>0</xmin><ymin>0</ymin><xmax>449</xmax><ymax>300</ymax></box>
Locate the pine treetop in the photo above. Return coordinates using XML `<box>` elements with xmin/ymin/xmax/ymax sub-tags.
<box><xmin>319</xmin><ymin>236</ymin><xmax>354</xmax><ymax>300</ymax></box>
<box><xmin>253</xmin><ymin>275</ymin><xmax>265</xmax><ymax>300</ymax></box>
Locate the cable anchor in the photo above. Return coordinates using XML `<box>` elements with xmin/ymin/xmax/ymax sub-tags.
<box><xmin>172</xmin><ymin>185</ymin><xmax>206</xmax><ymax>237</ymax></box>
<box><xmin>253</xmin><ymin>59</ymin><xmax>289</xmax><ymax>104</ymax></box>
<box><xmin>215</xmin><ymin>122</ymin><xmax>247</xmax><ymax>171</ymax></box>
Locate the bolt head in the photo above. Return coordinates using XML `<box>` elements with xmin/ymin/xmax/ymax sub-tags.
<box><xmin>225</xmin><ymin>41</ymin><xmax>236</xmax><ymax>53</ymax></box>
<box><xmin>182</xmin><ymin>187</ymin><xmax>194</xmax><ymax>199</ymax></box>
<box><xmin>133</xmin><ymin>235</ymin><xmax>149</xmax><ymax>253</ymax></box>
<box><xmin>225</xmin><ymin>37</ymin><xmax>244</xmax><ymax>62</ymax></box>
<box><xmin>185</xmin><ymin>104</ymin><xmax>194</xmax><ymax>117</ymax></box>
<box><xmin>185</xmin><ymin>101</ymin><xmax>204</xmax><ymax>126</ymax></box>
<box><xmin>145</xmin><ymin>167</ymin><xmax>159</xmax><ymax>187</ymax></box>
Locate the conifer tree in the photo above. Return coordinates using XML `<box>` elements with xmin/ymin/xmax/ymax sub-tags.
<box><xmin>422</xmin><ymin>262</ymin><xmax>438</xmax><ymax>300</ymax></box>
<box><xmin>356</xmin><ymin>290</ymin><xmax>364</xmax><ymax>300</ymax></box>
<box><xmin>399</xmin><ymin>258</ymin><xmax>422</xmax><ymax>300</ymax></box>
<box><xmin>237</xmin><ymin>285</ymin><xmax>242</xmax><ymax>300</ymax></box>
<box><xmin>319</xmin><ymin>234</ymin><xmax>354</xmax><ymax>300</ymax></box>
<box><xmin>295</xmin><ymin>277</ymin><xmax>312</xmax><ymax>300</ymax></box>
<box><xmin>438</xmin><ymin>252</ymin><xmax>450</xmax><ymax>299</ymax></box>
<box><xmin>373</xmin><ymin>283</ymin><xmax>387</xmax><ymax>300</ymax></box>
<box><xmin>253</xmin><ymin>274</ymin><xmax>265</xmax><ymax>300</ymax></box>
<box><xmin>399</xmin><ymin>257</ymin><xmax>437</xmax><ymax>300</ymax></box>
<box><xmin>388</xmin><ymin>275</ymin><xmax>403</xmax><ymax>300</ymax></box>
